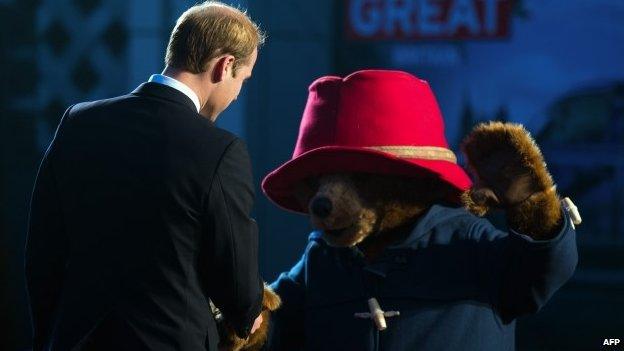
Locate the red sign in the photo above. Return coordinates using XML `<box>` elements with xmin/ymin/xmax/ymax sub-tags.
<box><xmin>346</xmin><ymin>0</ymin><xmax>512</xmax><ymax>40</ymax></box>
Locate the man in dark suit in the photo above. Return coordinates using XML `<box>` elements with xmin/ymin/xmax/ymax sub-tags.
<box><xmin>25</xmin><ymin>2</ymin><xmax>266</xmax><ymax>350</ymax></box>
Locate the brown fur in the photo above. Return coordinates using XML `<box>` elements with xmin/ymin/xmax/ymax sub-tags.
<box><xmin>461</xmin><ymin>122</ymin><xmax>562</xmax><ymax>239</ymax></box>
<box><xmin>461</xmin><ymin>189</ymin><xmax>489</xmax><ymax>217</ymax></box>
<box><xmin>304</xmin><ymin>173</ymin><xmax>448</xmax><ymax>257</ymax></box>
<box><xmin>507</xmin><ymin>187</ymin><xmax>562</xmax><ymax>240</ymax></box>
<box><xmin>219</xmin><ymin>284</ymin><xmax>281</xmax><ymax>351</ymax></box>
<box><xmin>310</xmin><ymin>174</ymin><xmax>368</xmax><ymax>246</ymax></box>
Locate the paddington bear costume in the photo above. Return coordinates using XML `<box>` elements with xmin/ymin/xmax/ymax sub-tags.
<box><xmin>260</xmin><ymin>70</ymin><xmax>578</xmax><ymax>350</ymax></box>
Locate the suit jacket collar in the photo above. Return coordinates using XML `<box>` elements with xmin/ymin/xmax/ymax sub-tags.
<box><xmin>131</xmin><ymin>82</ymin><xmax>199</xmax><ymax>114</ymax></box>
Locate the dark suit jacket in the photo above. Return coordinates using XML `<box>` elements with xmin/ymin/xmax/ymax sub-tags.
<box><xmin>25</xmin><ymin>82</ymin><xmax>263</xmax><ymax>351</ymax></box>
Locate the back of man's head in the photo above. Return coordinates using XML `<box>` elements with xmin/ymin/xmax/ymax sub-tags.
<box><xmin>165</xmin><ymin>1</ymin><xmax>265</xmax><ymax>76</ymax></box>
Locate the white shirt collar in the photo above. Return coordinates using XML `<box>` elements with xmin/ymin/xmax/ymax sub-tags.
<box><xmin>148</xmin><ymin>74</ymin><xmax>201</xmax><ymax>112</ymax></box>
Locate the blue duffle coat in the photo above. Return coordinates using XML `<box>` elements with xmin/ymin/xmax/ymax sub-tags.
<box><xmin>266</xmin><ymin>204</ymin><xmax>577</xmax><ymax>351</ymax></box>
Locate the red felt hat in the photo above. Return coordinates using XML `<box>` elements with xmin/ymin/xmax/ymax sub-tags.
<box><xmin>261</xmin><ymin>70</ymin><xmax>472</xmax><ymax>213</ymax></box>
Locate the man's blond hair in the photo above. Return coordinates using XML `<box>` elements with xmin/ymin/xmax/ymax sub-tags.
<box><xmin>165</xmin><ymin>1</ymin><xmax>265</xmax><ymax>75</ymax></box>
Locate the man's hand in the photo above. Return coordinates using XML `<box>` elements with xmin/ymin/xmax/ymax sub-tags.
<box><xmin>250</xmin><ymin>313</ymin><xmax>263</xmax><ymax>334</ymax></box>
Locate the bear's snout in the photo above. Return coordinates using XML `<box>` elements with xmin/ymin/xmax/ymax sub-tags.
<box><xmin>310</xmin><ymin>196</ymin><xmax>333</xmax><ymax>218</ymax></box>
<box><xmin>307</xmin><ymin>174</ymin><xmax>373</xmax><ymax>247</ymax></box>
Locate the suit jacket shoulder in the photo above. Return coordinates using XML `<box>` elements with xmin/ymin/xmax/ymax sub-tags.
<box><xmin>30</xmin><ymin>84</ymin><xmax>258</xmax><ymax>351</ymax></box>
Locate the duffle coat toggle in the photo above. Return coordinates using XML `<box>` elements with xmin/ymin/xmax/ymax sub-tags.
<box><xmin>354</xmin><ymin>297</ymin><xmax>400</xmax><ymax>331</ymax></box>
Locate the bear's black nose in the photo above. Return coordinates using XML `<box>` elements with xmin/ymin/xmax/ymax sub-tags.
<box><xmin>310</xmin><ymin>197</ymin><xmax>333</xmax><ymax>218</ymax></box>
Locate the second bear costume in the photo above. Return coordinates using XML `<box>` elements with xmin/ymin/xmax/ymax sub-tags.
<box><xmin>260</xmin><ymin>70</ymin><xmax>578</xmax><ymax>351</ymax></box>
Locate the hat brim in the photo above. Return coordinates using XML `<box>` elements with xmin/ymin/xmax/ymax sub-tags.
<box><xmin>261</xmin><ymin>146</ymin><xmax>473</xmax><ymax>214</ymax></box>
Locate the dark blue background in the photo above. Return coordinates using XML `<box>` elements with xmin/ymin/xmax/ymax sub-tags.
<box><xmin>1</xmin><ymin>0</ymin><xmax>622</xmax><ymax>349</ymax></box>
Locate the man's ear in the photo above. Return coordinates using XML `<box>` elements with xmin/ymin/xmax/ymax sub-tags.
<box><xmin>211</xmin><ymin>55</ymin><xmax>235</xmax><ymax>83</ymax></box>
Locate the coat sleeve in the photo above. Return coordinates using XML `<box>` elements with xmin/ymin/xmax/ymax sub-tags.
<box><xmin>203</xmin><ymin>138</ymin><xmax>263</xmax><ymax>339</ymax></box>
<box><xmin>474</xmin><ymin>209</ymin><xmax>578</xmax><ymax>323</ymax></box>
<box><xmin>266</xmin><ymin>252</ymin><xmax>307</xmax><ymax>351</ymax></box>
<box><xmin>25</xmin><ymin>106</ymin><xmax>72</xmax><ymax>351</ymax></box>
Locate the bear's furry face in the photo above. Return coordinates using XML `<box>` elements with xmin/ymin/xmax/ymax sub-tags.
<box><xmin>295</xmin><ymin>173</ymin><xmax>452</xmax><ymax>248</ymax></box>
